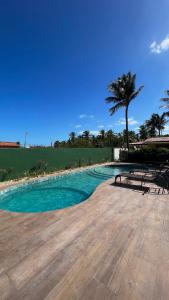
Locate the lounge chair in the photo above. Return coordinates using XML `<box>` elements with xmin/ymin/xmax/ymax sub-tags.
<box><xmin>114</xmin><ymin>169</ymin><xmax>169</xmax><ymax>194</ymax></box>
<box><xmin>115</xmin><ymin>172</ymin><xmax>156</xmax><ymax>186</ymax></box>
<box><xmin>130</xmin><ymin>164</ymin><xmax>168</xmax><ymax>175</ymax></box>
<box><xmin>154</xmin><ymin>174</ymin><xmax>169</xmax><ymax>194</ymax></box>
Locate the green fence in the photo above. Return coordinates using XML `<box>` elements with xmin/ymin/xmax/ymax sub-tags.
<box><xmin>0</xmin><ymin>148</ymin><xmax>113</xmax><ymax>180</ymax></box>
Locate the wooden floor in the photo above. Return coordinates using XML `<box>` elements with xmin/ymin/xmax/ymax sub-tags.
<box><xmin>0</xmin><ymin>178</ymin><xmax>169</xmax><ymax>300</ymax></box>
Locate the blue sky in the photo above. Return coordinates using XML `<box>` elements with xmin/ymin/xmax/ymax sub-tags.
<box><xmin>0</xmin><ymin>0</ymin><xmax>169</xmax><ymax>145</ymax></box>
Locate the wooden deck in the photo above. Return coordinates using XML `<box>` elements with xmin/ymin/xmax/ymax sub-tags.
<box><xmin>0</xmin><ymin>178</ymin><xmax>169</xmax><ymax>299</ymax></box>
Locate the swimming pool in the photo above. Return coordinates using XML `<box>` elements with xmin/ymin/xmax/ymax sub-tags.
<box><xmin>0</xmin><ymin>165</ymin><xmax>132</xmax><ymax>213</ymax></box>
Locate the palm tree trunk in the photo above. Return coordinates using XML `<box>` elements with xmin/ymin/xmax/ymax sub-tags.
<box><xmin>125</xmin><ymin>105</ymin><xmax>129</xmax><ymax>150</ymax></box>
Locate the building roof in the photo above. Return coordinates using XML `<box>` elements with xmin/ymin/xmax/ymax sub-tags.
<box><xmin>130</xmin><ymin>141</ymin><xmax>145</xmax><ymax>146</ymax></box>
<box><xmin>0</xmin><ymin>141</ymin><xmax>20</xmax><ymax>148</ymax></box>
<box><xmin>130</xmin><ymin>137</ymin><xmax>169</xmax><ymax>146</ymax></box>
<box><xmin>144</xmin><ymin>137</ymin><xmax>169</xmax><ymax>144</ymax></box>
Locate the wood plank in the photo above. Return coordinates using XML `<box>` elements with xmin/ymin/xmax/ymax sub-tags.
<box><xmin>0</xmin><ymin>176</ymin><xmax>168</xmax><ymax>299</ymax></box>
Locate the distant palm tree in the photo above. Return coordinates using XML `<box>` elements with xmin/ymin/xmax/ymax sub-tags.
<box><xmin>145</xmin><ymin>116</ymin><xmax>157</xmax><ymax>137</ymax></box>
<box><xmin>105</xmin><ymin>72</ymin><xmax>143</xmax><ymax>149</ymax></box>
<box><xmin>69</xmin><ymin>132</ymin><xmax>76</xmax><ymax>143</ymax></box>
<box><xmin>106</xmin><ymin>129</ymin><xmax>113</xmax><ymax>138</ymax></box>
<box><xmin>99</xmin><ymin>129</ymin><xmax>106</xmax><ymax>140</ymax></box>
<box><xmin>139</xmin><ymin>125</ymin><xmax>148</xmax><ymax>140</ymax></box>
<box><xmin>146</xmin><ymin>113</ymin><xmax>167</xmax><ymax>136</ymax></box>
<box><xmin>83</xmin><ymin>130</ymin><xmax>90</xmax><ymax>140</ymax></box>
<box><xmin>106</xmin><ymin>130</ymin><xmax>114</xmax><ymax>146</ymax></box>
<box><xmin>160</xmin><ymin>90</ymin><xmax>169</xmax><ymax>117</ymax></box>
<box><xmin>154</xmin><ymin>113</ymin><xmax>167</xmax><ymax>136</ymax></box>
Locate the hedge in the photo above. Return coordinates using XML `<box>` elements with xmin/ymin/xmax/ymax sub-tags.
<box><xmin>127</xmin><ymin>148</ymin><xmax>169</xmax><ymax>163</ymax></box>
<box><xmin>0</xmin><ymin>147</ymin><xmax>113</xmax><ymax>181</ymax></box>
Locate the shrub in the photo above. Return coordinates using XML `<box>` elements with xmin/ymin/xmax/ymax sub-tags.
<box><xmin>0</xmin><ymin>168</ymin><xmax>13</xmax><ymax>182</ymax></box>
<box><xmin>127</xmin><ymin>148</ymin><xmax>169</xmax><ymax>163</ymax></box>
<box><xmin>29</xmin><ymin>160</ymin><xmax>48</xmax><ymax>176</ymax></box>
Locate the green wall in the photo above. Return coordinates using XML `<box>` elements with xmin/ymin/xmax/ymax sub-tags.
<box><xmin>0</xmin><ymin>148</ymin><xmax>113</xmax><ymax>180</ymax></box>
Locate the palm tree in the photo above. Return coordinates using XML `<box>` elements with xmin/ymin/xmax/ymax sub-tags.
<box><xmin>123</xmin><ymin>129</ymin><xmax>138</xmax><ymax>143</ymax></box>
<box><xmin>99</xmin><ymin>129</ymin><xmax>106</xmax><ymax>140</ymax></box>
<box><xmin>105</xmin><ymin>130</ymin><xmax>114</xmax><ymax>146</ymax></box>
<box><xmin>145</xmin><ymin>113</ymin><xmax>167</xmax><ymax>137</ymax></box>
<box><xmin>160</xmin><ymin>90</ymin><xmax>169</xmax><ymax>117</ymax></box>
<box><xmin>153</xmin><ymin>113</ymin><xmax>167</xmax><ymax>136</ymax></box>
<box><xmin>69</xmin><ymin>131</ymin><xmax>76</xmax><ymax>143</ymax></box>
<box><xmin>83</xmin><ymin>130</ymin><xmax>90</xmax><ymax>140</ymax></box>
<box><xmin>105</xmin><ymin>72</ymin><xmax>143</xmax><ymax>149</ymax></box>
<box><xmin>139</xmin><ymin>125</ymin><xmax>148</xmax><ymax>140</ymax></box>
<box><xmin>145</xmin><ymin>115</ymin><xmax>157</xmax><ymax>137</ymax></box>
<box><xmin>54</xmin><ymin>140</ymin><xmax>60</xmax><ymax>148</ymax></box>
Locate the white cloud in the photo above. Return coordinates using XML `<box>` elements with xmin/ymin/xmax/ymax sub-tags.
<box><xmin>90</xmin><ymin>130</ymin><xmax>99</xmax><ymax>136</ymax></box>
<box><xmin>79</xmin><ymin>114</ymin><xmax>94</xmax><ymax>119</ymax></box>
<box><xmin>128</xmin><ymin>118</ymin><xmax>139</xmax><ymax>125</ymax></box>
<box><xmin>98</xmin><ymin>125</ymin><xmax>104</xmax><ymax>129</ymax></box>
<box><xmin>116</xmin><ymin>117</ymin><xmax>139</xmax><ymax>126</ymax></box>
<box><xmin>79</xmin><ymin>114</ymin><xmax>87</xmax><ymax>119</ymax></box>
<box><xmin>75</xmin><ymin>124</ymin><xmax>82</xmax><ymax>129</ymax></box>
<box><xmin>150</xmin><ymin>35</ymin><xmax>169</xmax><ymax>54</ymax></box>
<box><xmin>107</xmin><ymin>124</ymin><xmax>113</xmax><ymax>128</ymax></box>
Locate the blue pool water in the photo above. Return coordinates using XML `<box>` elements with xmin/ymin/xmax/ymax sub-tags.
<box><xmin>0</xmin><ymin>165</ymin><xmax>132</xmax><ymax>213</ymax></box>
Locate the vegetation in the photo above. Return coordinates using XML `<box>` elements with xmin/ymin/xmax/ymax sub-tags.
<box><xmin>127</xmin><ymin>148</ymin><xmax>169</xmax><ymax>163</ymax></box>
<box><xmin>105</xmin><ymin>72</ymin><xmax>143</xmax><ymax>149</ymax></box>
<box><xmin>139</xmin><ymin>125</ymin><xmax>148</xmax><ymax>140</ymax></box>
<box><xmin>139</xmin><ymin>113</ymin><xmax>168</xmax><ymax>138</ymax></box>
<box><xmin>54</xmin><ymin>111</ymin><xmax>168</xmax><ymax>148</ymax></box>
<box><xmin>0</xmin><ymin>168</ymin><xmax>13</xmax><ymax>181</ymax></box>
<box><xmin>29</xmin><ymin>160</ymin><xmax>48</xmax><ymax>176</ymax></box>
<box><xmin>69</xmin><ymin>132</ymin><xmax>76</xmax><ymax>143</ymax></box>
<box><xmin>54</xmin><ymin>129</ymin><xmax>139</xmax><ymax>148</ymax></box>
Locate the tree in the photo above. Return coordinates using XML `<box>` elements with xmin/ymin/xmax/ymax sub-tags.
<box><xmin>99</xmin><ymin>129</ymin><xmax>106</xmax><ymax>140</ymax></box>
<box><xmin>160</xmin><ymin>90</ymin><xmax>169</xmax><ymax>117</ymax></box>
<box><xmin>145</xmin><ymin>115</ymin><xmax>157</xmax><ymax>137</ymax></box>
<box><xmin>105</xmin><ymin>72</ymin><xmax>143</xmax><ymax>149</ymax></box>
<box><xmin>139</xmin><ymin>125</ymin><xmax>148</xmax><ymax>140</ymax></box>
<box><xmin>123</xmin><ymin>130</ymin><xmax>138</xmax><ymax>143</ymax></box>
<box><xmin>154</xmin><ymin>113</ymin><xmax>167</xmax><ymax>136</ymax></box>
<box><xmin>106</xmin><ymin>130</ymin><xmax>113</xmax><ymax>146</ymax></box>
<box><xmin>54</xmin><ymin>140</ymin><xmax>60</xmax><ymax>148</ymax></box>
<box><xmin>146</xmin><ymin>113</ymin><xmax>167</xmax><ymax>137</ymax></box>
<box><xmin>69</xmin><ymin>131</ymin><xmax>76</xmax><ymax>143</ymax></box>
<box><xmin>82</xmin><ymin>130</ymin><xmax>90</xmax><ymax>140</ymax></box>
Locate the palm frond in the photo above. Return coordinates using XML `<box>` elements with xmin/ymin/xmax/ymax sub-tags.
<box><xmin>160</xmin><ymin>90</ymin><xmax>169</xmax><ymax>105</ymax></box>
<box><xmin>109</xmin><ymin>102</ymin><xmax>126</xmax><ymax>115</ymax></box>
<box><xmin>161</xmin><ymin>98</ymin><xmax>169</xmax><ymax>103</ymax></box>
<box><xmin>159</xmin><ymin>104</ymin><xmax>169</xmax><ymax>109</ymax></box>
<box><xmin>165</xmin><ymin>90</ymin><xmax>169</xmax><ymax>97</ymax></box>
<box><xmin>108</xmin><ymin>82</ymin><xmax>125</xmax><ymax>99</ymax></box>
<box><xmin>163</xmin><ymin>111</ymin><xmax>169</xmax><ymax>117</ymax></box>
<box><xmin>130</xmin><ymin>85</ymin><xmax>144</xmax><ymax>101</ymax></box>
<box><xmin>105</xmin><ymin>96</ymin><xmax>122</xmax><ymax>103</ymax></box>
